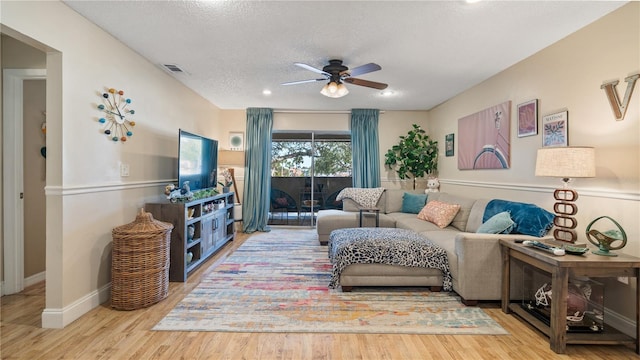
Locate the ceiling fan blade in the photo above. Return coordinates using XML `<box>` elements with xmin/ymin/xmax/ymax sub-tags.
<box><xmin>294</xmin><ymin>63</ymin><xmax>330</xmax><ymax>76</ymax></box>
<box><xmin>344</xmin><ymin>63</ymin><xmax>382</xmax><ymax>77</ymax></box>
<box><xmin>344</xmin><ymin>77</ymin><xmax>388</xmax><ymax>90</ymax></box>
<box><xmin>281</xmin><ymin>78</ymin><xmax>326</xmax><ymax>86</ymax></box>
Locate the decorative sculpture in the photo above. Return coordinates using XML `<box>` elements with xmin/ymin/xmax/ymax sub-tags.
<box><xmin>585</xmin><ymin>216</ymin><xmax>627</xmax><ymax>256</ymax></box>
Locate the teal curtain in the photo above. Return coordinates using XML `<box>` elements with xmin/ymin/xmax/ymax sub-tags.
<box><xmin>350</xmin><ymin>109</ymin><xmax>380</xmax><ymax>188</ymax></box>
<box><xmin>242</xmin><ymin>108</ymin><xmax>273</xmax><ymax>233</ymax></box>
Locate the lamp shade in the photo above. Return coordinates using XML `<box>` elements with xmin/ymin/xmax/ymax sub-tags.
<box><xmin>535</xmin><ymin>147</ymin><xmax>596</xmax><ymax>178</ymax></box>
<box><xmin>218</xmin><ymin>150</ymin><xmax>245</xmax><ymax>166</ymax></box>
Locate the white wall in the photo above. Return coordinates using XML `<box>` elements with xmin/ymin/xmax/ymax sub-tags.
<box><xmin>1</xmin><ymin>1</ymin><xmax>222</xmax><ymax>327</ymax></box>
<box><xmin>428</xmin><ymin>3</ymin><xmax>639</xmax><ymax>323</ymax></box>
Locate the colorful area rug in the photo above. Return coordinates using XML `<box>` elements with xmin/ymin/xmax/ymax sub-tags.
<box><xmin>153</xmin><ymin>229</ymin><xmax>508</xmax><ymax>335</ymax></box>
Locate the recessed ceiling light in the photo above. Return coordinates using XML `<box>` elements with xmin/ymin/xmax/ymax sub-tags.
<box><xmin>262</xmin><ymin>89</ymin><xmax>272</xmax><ymax>95</ymax></box>
<box><xmin>380</xmin><ymin>90</ymin><xmax>395</xmax><ymax>96</ymax></box>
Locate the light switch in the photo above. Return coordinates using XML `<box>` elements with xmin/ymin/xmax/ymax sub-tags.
<box><xmin>120</xmin><ymin>163</ymin><xmax>130</xmax><ymax>177</ymax></box>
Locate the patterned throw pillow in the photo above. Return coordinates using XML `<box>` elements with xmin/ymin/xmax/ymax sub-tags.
<box><xmin>417</xmin><ymin>200</ymin><xmax>461</xmax><ymax>228</ymax></box>
<box><xmin>275</xmin><ymin>197</ymin><xmax>289</xmax><ymax>206</ymax></box>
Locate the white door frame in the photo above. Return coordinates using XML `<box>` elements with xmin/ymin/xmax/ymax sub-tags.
<box><xmin>2</xmin><ymin>68</ymin><xmax>46</xmax><ymax>295</ymax></box>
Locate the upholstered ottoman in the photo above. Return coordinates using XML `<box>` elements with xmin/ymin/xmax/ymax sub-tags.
<box><xmin>328</xmin><ymin>228</ymin><xmax>452</xmax><ymax>292</ymax></box>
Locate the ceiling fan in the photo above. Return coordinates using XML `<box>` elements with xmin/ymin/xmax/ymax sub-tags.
<box><xmin>282</xmin><ymin>59</ymin><xmax>388</xmax><ymax>98</ymax></box>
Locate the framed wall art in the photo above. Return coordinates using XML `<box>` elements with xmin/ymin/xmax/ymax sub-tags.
<box><xmin>542</xmin><ymin>110</ymin><xmax>568</xmax><ymax>147</ymax></box>
<box><xmin>517</xmin><ymin>99</ymin><xmax>538</xmax><ymax>137</ymax></box>
<box><xmin>458</xmin><ymin>100</ymin><xmax>511</xmax><ymax>170</ymax></box>
<box><xmin>229</xmin><ymin>132</ymin><xmax>244</xmax><ymax>150</ymax></box>
<box><xmin>445</xmin><ymin>133</ymin><xmax>454</xmax><ymax>157</ymax></box>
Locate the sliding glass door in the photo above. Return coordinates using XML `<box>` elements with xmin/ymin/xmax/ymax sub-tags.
<box><xmin>270</xmin><ymin>131</ymin><xmax>351</xmax><ymax>227</ymax></box>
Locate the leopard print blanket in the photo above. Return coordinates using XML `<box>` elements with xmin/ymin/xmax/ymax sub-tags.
<box><xmin>335</xmin><ymin>187</ymin><xmax>385</xmax><ymax>208</ymax></box>
<box><xmin>328</xmin><ymin>228</ymin><xmax>452</xmax><ymax>290</ymax></box>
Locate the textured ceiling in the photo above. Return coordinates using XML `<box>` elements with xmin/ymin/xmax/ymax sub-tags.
<box><xmin>63</xmin><ymin>1</ymin><xmax>627</xmax><ymax>111</ymax></box>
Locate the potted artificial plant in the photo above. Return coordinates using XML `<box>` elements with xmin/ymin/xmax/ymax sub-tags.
<box><xmin>384</xmin><ymin>124</ymin><xmax>438</xmax><ymax>189</ymax></box>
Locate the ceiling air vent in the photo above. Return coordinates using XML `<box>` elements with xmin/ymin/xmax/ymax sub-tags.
<box><xmin>162</xmin><ymin>64</ymin><xmax>184</xmax><ymax>73</ymax></box>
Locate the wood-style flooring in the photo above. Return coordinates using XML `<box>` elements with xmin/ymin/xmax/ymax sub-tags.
<box><xmin>1</xmin><ymin>230</ymin><xmax>637</xmax><ymax>359</ymax></box>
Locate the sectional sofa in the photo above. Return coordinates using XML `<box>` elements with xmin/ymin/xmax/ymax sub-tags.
<box><xmin>317</xmin><ymin>189</ymin><xmax>555</xmax><ymax>305</ymax></box>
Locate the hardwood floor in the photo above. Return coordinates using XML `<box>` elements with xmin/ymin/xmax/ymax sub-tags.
<box><xmin>1</xmin><ymin>230</ymin><xmax>637</xmax><ymax>359</ymax></box>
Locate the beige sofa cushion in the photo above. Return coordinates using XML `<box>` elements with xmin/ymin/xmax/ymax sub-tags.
<box><xmin>417</xmin><ymin>230</ymin><xmax>460</xmax><ymax>286</ymax></box>
<box><xmin>393</xmin><ymin>213</ymin><xmax>445</xmax><ymax>233</ymax></box>
<box><xmin>466</xmin><ymin>198</ymin><xmax>490</xmax><ymax>232</ymax></box>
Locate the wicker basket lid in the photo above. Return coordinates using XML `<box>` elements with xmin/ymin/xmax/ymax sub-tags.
<box><xmin>113</xmin><ymin>208</ymin><xmax>173</xmax><ymax>235</ymax></box>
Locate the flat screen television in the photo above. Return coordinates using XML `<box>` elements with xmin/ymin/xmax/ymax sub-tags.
<box><xmin>178</xmin><ymin>129</ymin><xmax>218</xmax><ymax>192</ymax></box>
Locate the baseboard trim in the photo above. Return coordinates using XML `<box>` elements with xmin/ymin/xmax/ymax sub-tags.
<box><xmin>41</xmin><ymin>283</ymin><xmax>111</xmax><ymax>329</ymax></box>
<box><xmin>605</xmin><ymin>307</ymin><xmax>636</xmax><ymax>338</ymax></box>
<box><xmin>24</xmin><ymin>271</ymin><xmax>46</xmax><ymax>288</ymax></box>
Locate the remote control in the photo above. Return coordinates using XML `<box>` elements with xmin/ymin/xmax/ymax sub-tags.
<box><xmin>522</xmin><ymin>240</ymin><xmax>565</xmax><ymax>256</ymax></box>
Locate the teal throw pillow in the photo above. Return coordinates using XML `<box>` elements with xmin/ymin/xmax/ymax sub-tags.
<box><xmin>401</xmin><ymin>193</ymin><xmax>428</xmax><ymax>214</ymax></box>
<box><xmin>477</xmin><ymin>211</ymin><xmax>515</xmax><ymax>234</ymax></box>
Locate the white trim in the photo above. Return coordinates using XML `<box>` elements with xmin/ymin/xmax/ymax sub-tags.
<box><xmin>24</xmin><ymin>271</ymin><xmax>46</xmax><ymax>288</ymax></box>
<box><xmin>44</xmin><ymin>179</ymin><xmax>175</xmax><ymax>196</ymax></box>
<box><xmin>438</xmin><ymin>178</ymin><xmax>639</xmax><ymax>201</ymax></box>
<box><xmin>2</xmin><ymin>69</ymin><xmax>46</xmax><ymax>295</ymax></box>
<box><xmin>41</xmin><ymin>283</ymin><xmax>111</xmax><ymax>329</ymax></box>
<box><xmin>274</xmin><ymin>109</ymin><xmax>386</xmax><ymax>114</ymax></box>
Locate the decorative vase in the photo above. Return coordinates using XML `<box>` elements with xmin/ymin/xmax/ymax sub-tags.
<box><xmin>223</xmin><ymin>186</ymin><xmax>230</xmax><ymax>193</ymax></box>
<box><xmin>187</xmin><ymin>224</ymin><xmax>195</xmax><ymax>241</ymax></box>
<box><xmin>186</xmin><ymin>251</ymin><xmax>193</xmax><ymax>264</ymax></box>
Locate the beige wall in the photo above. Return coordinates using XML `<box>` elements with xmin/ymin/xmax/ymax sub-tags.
<box><xmin>1</xmin><ymin>1</ymin><xmax>222</xmax><ymax>327</ymax></box>
<box><xmin>428</xmin><ymin>3</ymin><xmax>639</xmax><ymax>321</ymax></box>
<box><xmin>219</xmin><ymin>109</ymin><xmax>431</xmax><ymax>202</ymax></box>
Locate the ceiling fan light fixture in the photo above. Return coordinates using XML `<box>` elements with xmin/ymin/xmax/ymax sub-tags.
<box><xmin>328</xmin><ymin>81</ymin><xmax>338</xmax><ymax>94</ymax></box>
<box><xmin>289</xmin><ymin>60</ymin><xmax>386</xmax><ymax>98</ymax></box>
<box><xmin>337</xmin><ymin>83</ymin><xmax>349</xmax><ymax>97</ymax></box>
<box><xmin>320</xmin><ymin>83</ymin><xmax>330</xmax><ymax>97</ymax></box>
<box><xmin>320</xmin><ymin>81</ymin><xmax>348</xmax><ymax>98</ymax></box>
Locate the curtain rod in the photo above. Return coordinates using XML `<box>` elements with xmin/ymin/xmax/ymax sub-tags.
<box><xmin>273</xmin><ymin>109</ymin><xmax>386</xmax><ymax>114</ymax></box>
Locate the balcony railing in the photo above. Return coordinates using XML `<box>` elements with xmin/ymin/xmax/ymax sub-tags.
<box><xmin>269</xmin><ymin>176</ymin><xmax>352</xmax><ymax>226</ymax></box>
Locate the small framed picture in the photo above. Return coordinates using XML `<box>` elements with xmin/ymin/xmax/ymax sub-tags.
<box><xmin>445</xmin><ymin>133</ymin><xmax>454</xmax><ymax>157</ymax></box>
<box><xmin>517</xmin><ymin>99</ymin><xmax>538</xmax><ymax>137</ymax></box>
<box><xmin>542</xmin><ymin>110</ymin><xmax>568</xmax><ymax>147</ymax></box>
<box><xmin>229</xmin><ymin>132</ymin><xmax>244</xmax><ymax>150</ymax></box>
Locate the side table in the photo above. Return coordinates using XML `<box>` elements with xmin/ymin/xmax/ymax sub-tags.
<box><xmin>500</xmin><ymin>239</ymin><xmax>640</xmax><ymax>354</ymax></box>
<box><xmin>358</xmin><ymin>208</ymin><xmax>380</xmax><ymax>227</ymax></box>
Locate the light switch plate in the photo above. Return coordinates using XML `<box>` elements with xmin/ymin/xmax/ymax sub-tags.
<box><xmin>120</xmin><ymin>163</ymin><xmax>130</xmax><ymax>177</ymax></box>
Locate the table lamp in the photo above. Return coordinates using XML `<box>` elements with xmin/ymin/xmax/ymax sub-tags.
<box><xmin>535</xmin><ymin>147</ymin><xmax>596</xmax><ymax>243</ymax></box>
<box><xmin>218</xmin><ymin>149</ymin><xmax>245</xmax><ymax>204</ymax></box>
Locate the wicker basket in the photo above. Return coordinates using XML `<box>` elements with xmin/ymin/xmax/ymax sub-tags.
<box><xmin>111</xmin><ymin>208</ymin><xmax>173</xmax><ymax>310</ymax></box>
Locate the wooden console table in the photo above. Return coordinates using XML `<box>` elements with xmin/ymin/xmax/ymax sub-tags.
<box><xmin>500</xmin><ymin>239</ymin><xmax>640</xmax><ymax>354</ymax></box>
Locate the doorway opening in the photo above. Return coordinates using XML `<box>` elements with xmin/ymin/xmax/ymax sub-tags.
<box><xmin>269</xmin><ymin>131</ymin><xmax>352</xmax><ymax>226</ymax></box>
